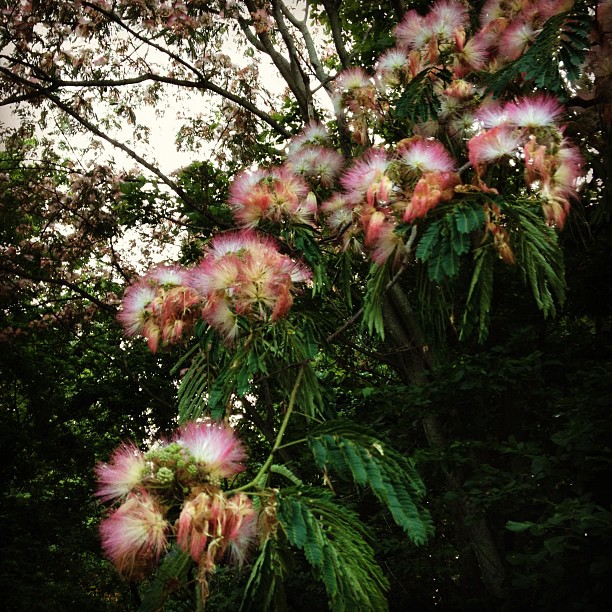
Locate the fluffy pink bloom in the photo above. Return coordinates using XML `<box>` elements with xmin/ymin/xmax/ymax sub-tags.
<box><xmin>177</xmin><ymin>491</ymin><xmax>256</xmax><ymax>569</ymax></box>
<box><xmin>427</xmin><ymin>0</ymin><xmax>468</xmax><ymax>39</ymax></box>
<box><xmin>286</xmin><ymin>146</ymin><xmax>344</xmax><ymax>188</ymax></box>
<box><xmin>99</xmin><ymin>491</ymin><xmax>168</xmax><ymax>579</ymax></box>
<box><xmin>468</xmin><ymin>125</ymin><xmax>522</xmax><ymax>170</ymax></box>
<box><xmin>476</xmin><ymin>100</ymin><xmax>509</xmax><ymax>128</ymax></box>
<box><xmin>287</xmin><ymin>121</ymin><xmax>330</xmax><ymax>156</ymax></box>
<box><xmin>376</xmin><ymin>47</ymin><xmax>411</xmax><ymax>86</ymax></box>
<box><xmin>95</xmin><ymin>442</ymin><xmax>147</xmax><ymax>502</ymax></box>
<box><xmin>118</xmin><ymin>265</ymin><xmax>200</xmax><ymax>352</ymax></box>
<box><xmin>499</xmin><ymin>18</ymin><xmax>537</xmax><ymax>61</ymax></box>
<box><xmin>341</xmin><ymin>148</ymin><xmax>394</xmax><ymax>205</ymax></box>
<box><xmin>506</xmin><ymin>95</ymin><xmax>564</xmax><ymax>128</ymax></box>
<box><xmin>190</xmin><ymin>230</ymin><xmax>310</xmax><ymax>340</ymax></box>
<box><xmin>362</xmin><ymin>210</ymin><xmax>403</xmax><ymax>265</ymax></box>
<box><xmin>394</xmin><ymin>9</ymin><xmax>430</xmax><ymax>49</ymax></box>
<box><xmin>552</xmin><ymin>143</ymin><xmax>583</xmax><ymax>196</ymax></box>
<box><xmin>228</xmin><ymin>167</ymin><xmax>313</xmax><ymax>227</ymax></box>
<box><xmin>399</xmin><ymin>137</ymin><xmax>456</xmax><ymax>173</ymax></box>
<box><xmin>117</xmin><ymin>283</ymin><xmax>158</xmax><ymax>338</ymax></box>
<box><xmin>175</xmin><ymin>420</ymin><xmax>246</xmax><ymax>480</ymax></box>
<box><xmin>334</xmin><ymin>66</ymin><xmax>372</xmax><ymax>91</ymax></box>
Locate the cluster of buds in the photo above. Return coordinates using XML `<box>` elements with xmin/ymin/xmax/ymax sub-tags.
<box><xmin>95</xmin><ymin>419</ymin><xmax>257</xmax><ymax>581</ymax></box>
<box><xmin>118</xmin><ymin>229</ymin><xmax>310</xmax><ymax>347</ymax></box>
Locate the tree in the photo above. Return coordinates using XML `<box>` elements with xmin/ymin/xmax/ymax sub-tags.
<box><xmin>1</xmin><ymin>1</ymin><xmax>611</xmax><ymax>610</ymax></box>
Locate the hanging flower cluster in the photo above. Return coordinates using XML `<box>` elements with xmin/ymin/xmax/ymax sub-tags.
<box><xmin>118</xmin><ymin>265</ymin><xmax>202</xmax><ymax>352</ymax></box>
<box><xmin>96</xmin><ymin>419</ymin><xmax>257</xmax><ymax>581</ymax></box>
<box><xmin>319</xmin><ymin>0</ymin><xmax>583</xmax><ymax>266</ymax></box>
<box><xmin>118</xmin><ymin>229</ymin><xmax>311</xmax><ymax>348</ymax></box>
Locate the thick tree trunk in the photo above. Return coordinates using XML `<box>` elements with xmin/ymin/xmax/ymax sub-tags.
<box><xmin>382</xmin><ymin>283</ymin><xmax>508</xmax><ymax>601</ymax></box>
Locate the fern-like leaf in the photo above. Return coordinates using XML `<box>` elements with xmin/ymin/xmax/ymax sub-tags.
<box><xmin>307</xmin><ymin>420</ymin><xmax>433</xmax><ymax>545</ymax></box>
<box><xmin>138</xmin><ymin>546</ymin><xmax>192</xmax><ymax>612</ymax></box>
<box><xmin>276</xmin><ymin>487</ymin><xmax>390</xmax><ymax>612</ymax></box>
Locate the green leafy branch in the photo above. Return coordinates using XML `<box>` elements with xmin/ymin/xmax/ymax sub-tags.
<box><xmin>307</xmin><ymin>419</ymin><xmax>433</xmax><ymax>545</ymax></box>
<box><xmin>275</xmin><ymin>487</ymin><xmax>390</xmax><ymax>611</ymax></box>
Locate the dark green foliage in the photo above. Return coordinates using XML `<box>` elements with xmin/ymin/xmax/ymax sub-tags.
<box><xmin>275</xmin><ymin>487</ymin><xmax>390</xmax><ymax>611</ymax></box>
<box><xmin>307</xmin><ymin>419</ymin><xmax>433</xmax><ymax>545</ymax></box>
<box><xmin>395</xmin><ymin>68</ymin><xmax>452</xmax><ymax>124</ymax></box>
<box><xmin>138</xmin><ymin>547</ymin><xmax>192</xmax><ymax>612</ymax></box>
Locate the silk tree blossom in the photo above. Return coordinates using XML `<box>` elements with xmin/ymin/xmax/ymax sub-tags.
<box><xmin>399</xmin><ymin>137</ymin><xmax>456</xmax><ymax>174</ymax></box>
<box><xmin>375</xmin><ymin>47</ymin><xmax>411</xmax><ymax>87</ymax></box>
<box><xmin>286</xmin><ymin>121</ymin><xmax>330</xmax><ymax>156</ymax></box>
<box><xmin>468</xmin><ymin>125</ymin><xmax>523</xmax><ymax>171</ymax></box>
<box><xmin>394</xmin><ymin>9</ymin><xmax>430</xmax><ymax>49</ymax></box>
<box><xmin>476</xmin><ymin>100</ymin><xmax>509</xmax><ymax>128</ymax></box>
<box><xmin>177</xmin><ymin>491</ymin><xmax>256</xmax><ymax>570</ymax></box>
<box><xmin>190</xmin><ymin>231</ymin><xmax>311</xmax><ymax>341</ymax></box>
<box><xmin>175</xmin><ymin>420</ymin><xmax>246</xmax><ymax>480</ymax></box>
<box><xmin>118</xmin><ymin>265</ymin><xmax>202</xmax><ymax>352</ymax></box>
<box><xmin>428</xmin><ymin>0</ymin><xmax>468</xmax><ymax>40</ymax></box>
<box><xmin>506</xmin><ymin>94</ymin><xmax>564</xmax><ymax>128</ymax></box>
<box><xmin>403</xmin><ymin>171</ymin><xmax>461</xmax><ymax>223</ymax></box>
<box><xmin>99</xmin><ymin>491</ymin><xmax>169</xmax><ymax>579</ymax></box>
<box><xmin>499</xmin><ymin>18</ymin><xmax>537</xmax><ymax>61</ymax></box>
<box><xmin>286</xmin><ymin>145</ymin><xmax>344</xmax><ymax>188</ymax></box>
<box><xmin>228</xmin><ymin>167</ymin><xmax>315</xmax><ymax>227</ymax></box>
<box><xmin>341</xmin><ymin>148</ymin><xmax>394</xmax><ymax>206</ymax></box>
<box><xmin>95</xmin><ymin>442</ymin><xmax>147</xmax><ymax>502</ymax></box>
<box><xmin>362</xmin><ymin>210</ymin><xmax>403</xmax><ymax>265</ymax></box>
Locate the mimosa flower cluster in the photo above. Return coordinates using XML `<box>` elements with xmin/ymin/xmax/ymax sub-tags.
<box><xmin>95</xmin><ymin>420</ymin><xmax>257</xmax><ymax>580</ymax></box>
<box><xmin>118</xmin><ymin>229</ymin><xmax>310</xmax><ymax>349</ymax></box>
<box><xmin>319</xmin><ymin>0</ymin><xmax>583</xmax><ymax>265</ymax></box>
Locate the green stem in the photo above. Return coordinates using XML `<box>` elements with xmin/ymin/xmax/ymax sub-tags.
<box><xmin>231</xmin><ymin>365</ymin><xmax>305</xmax><ymax>493</ymax></box>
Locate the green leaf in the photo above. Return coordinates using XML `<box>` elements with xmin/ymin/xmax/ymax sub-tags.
<box><xmin>415</xmin><ymin>220</ymin><xmax>442</xmax><ymax>262</ymax></box>
<box><xmin>506</xmin><ymin>520</ymin><xmax>535</xmax><ymax>533</ymax></box>
<box><xmin>307</xmin><ymin>420</ymin><xmax>432</xmax><ymax>545</ymax></box>
<box><xmin>453</xmin><ymin>203</ymin><xmax>485</xmax><ymax>234</ymax></box>
<box><xmin>139</xmin><ymin>546</ymin><xmax>192</xmax><ymax>612</ymax></box>
<box><xmin>277</xmin><ymin>487</ymin><xmax>390</xmax><ymax>611</ymax></box>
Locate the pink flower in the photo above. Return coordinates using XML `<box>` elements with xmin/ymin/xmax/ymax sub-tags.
<box><xmin>340</xmin><ymin>148</ymin><xmax>393</xmax><ymax>205</ymax></box>
<box><xmin>427</xmin><ymin>0</ymin><xmax>468</xmax><ymax>39</ymax></box>
<box><xmin>362</xmin><ymin>210</ymin><xmax>403</xmax><ymax>266</ymax></box>
<box><xmin>177</xmin><ymin>491</ymin><xmax>256</xmax><ymax>569</ymax></box>
<box><xmin>118</xmin><ymin>265</ymin><xmax>201</xmax><ymax>352</ymax></box>
<box><xmin>190</xmin><ymin>230</ymin><xmax>310</xmax><ymax>340</ymax></box>
<box><xmin>394</xmin><ymin>9</ymin><xmax>430</xmax><ymax>49</ymax></box>
<box><xmin>476</xmin><ymin>100</ymin><xmax>509</xmax><ymax>128</ymax></box>
<box><xmin>499</xmin><ymin>18</ymin><xmax>537</xmax><ymax>61</ymax></box>
<box><xmin>228</xmin><ymin>167</ymin><xmax>313</xmax><ymax>227</ymax></box>
<box><xmin>506</xmin><ymin>95</ymin><xmax>563</xmax><ymax>128</ymax></box>
<box><xmin>334</xmin><ymin>66</ymin><xmax>372</xmax><ymax>91</ymax></box>
<box><xmin>399</xmin><ymin>137</ymin><xmax>456</xmax><ymax>173</ymax></box>
<box><xmin>468</xmin><ymin>125</ymin><xmax>522</xmax><ymax>170</ymax></box>
<box><xmin>117</xmin><ymin>283</ymin><xmax>158</xmax><ymax>338</ymax></box>
<box><xmin>95</xmin><ymin>442</ymin><xmax>147</xmax><ymax>502</ymax></box>
<box><xmin>175</xmin><ymin>420</ymin><xmax>246</xmax><ymax>480</ymax></box>
<box><xmin>286</xmin><ymin>146</ymin><xmax>344</xmax><ymax>188</ymax></box>
<box><xmin>99</xmin><ymin>491</ymin><xmax>168</xmax><ymax>579</ymax></box>
<box><xmin>375</xmin><ymin>47</ymin><xmax>411</xmax><ymax>86</ymax></box>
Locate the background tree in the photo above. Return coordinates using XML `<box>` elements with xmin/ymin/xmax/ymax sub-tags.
<box><xmin>1</xmin><ymin>1</ymin><xmax>611</xmax><ymax>610</ymax></box>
